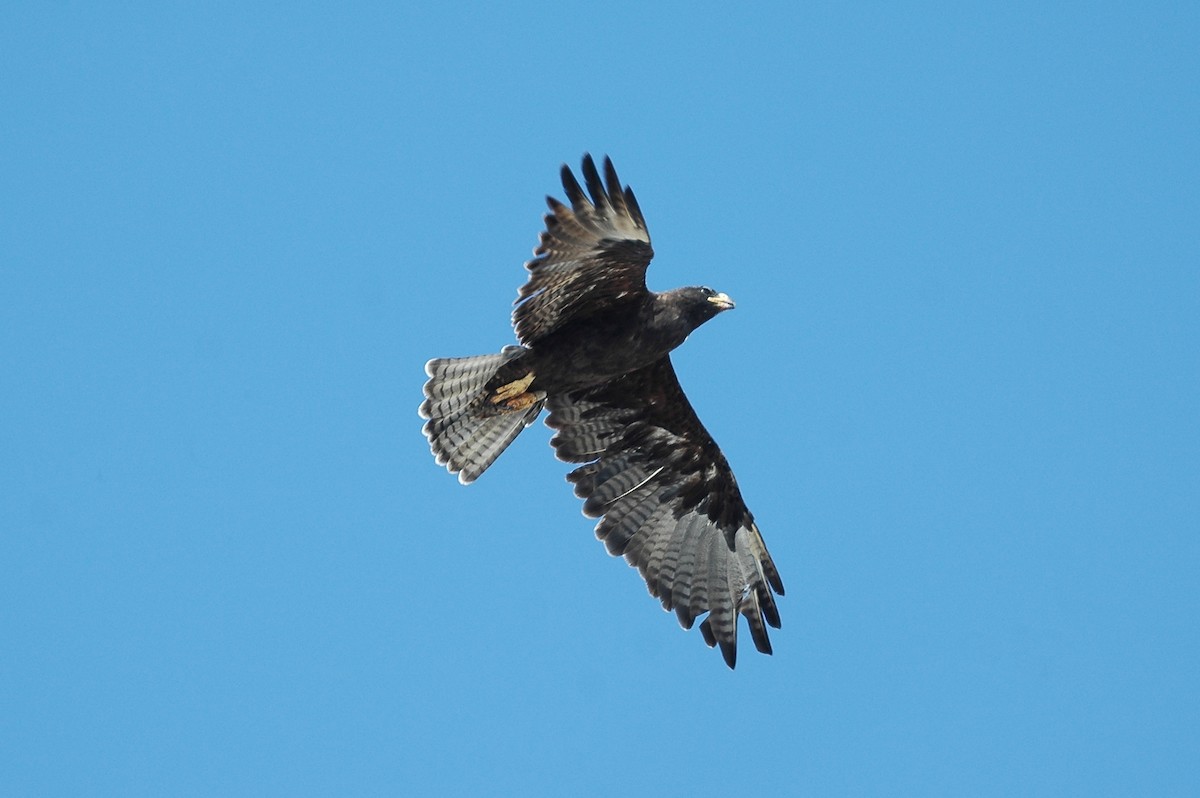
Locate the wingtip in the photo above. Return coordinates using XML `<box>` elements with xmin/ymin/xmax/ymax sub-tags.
<box><xmin>559</xmin><ymin>161</ymin><xmax>586</xmax><ymax>206</ymax></box>
<box><xmin>719</xmin><ymin>640</ymin><xmax>737</xmax><ymax>669</ymax></box>
<box><xmin>701</xmin><ymin>617</ymin><xmax>740</xmax><ymax>668</ymax></box>
<box><xmin>603</xmin><ymin>155</ymin><xmax>621</xmax><ymax>188</ymax></box>
<box><xmin>580</xmin><ymin>154</ymin><xmax>606</xmax><ymax>205</ymax></box>
<box><xmin>700</xmin><ymin>617</ymin><xmax>716</xmax><ymax>647</ymax></box>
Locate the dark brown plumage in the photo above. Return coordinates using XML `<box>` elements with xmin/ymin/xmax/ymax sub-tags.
<box><xmin>420</xmin><ymin>155</ymin><xmax>783</xmax><ymax>667</ymax></box>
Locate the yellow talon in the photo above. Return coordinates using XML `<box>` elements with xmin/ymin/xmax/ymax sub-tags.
<box><xmin>503</xmin><ymin>391</ymin><xmax>541</xmax><ymax>411</ymax></box>
<box><xmin>490</xmin><ymin>372</ymin><xmax>535</xmax><ymax>403</ymax></box>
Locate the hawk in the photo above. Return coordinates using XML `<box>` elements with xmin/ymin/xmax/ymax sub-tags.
<box><xmin>420</xmin><ymin>155</ymin><xmax>783</xmax><ymax>667</ymax></box>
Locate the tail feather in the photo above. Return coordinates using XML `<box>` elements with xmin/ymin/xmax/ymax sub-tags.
<box><xmin>420</xmin><ymin>347</ymin><xmax>544</xmax><ymax>483</ymax></box>
<box><xmin>421</xmin><ymin>346</ymin><xmax>521</xmax><ymax>418</ymax></box>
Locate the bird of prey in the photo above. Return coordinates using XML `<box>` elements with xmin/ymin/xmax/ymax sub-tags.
<box><xmin>419</xmin><ymin>155</ymin><xmax>783</xmax><ymax>668</ymax></box>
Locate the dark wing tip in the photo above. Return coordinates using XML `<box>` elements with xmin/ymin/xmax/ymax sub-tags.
<box><xmin>766</xmin><ymin>561</ymin><xmax>785</xmax><ymax>596</ymax></box>
<box><xmin>720</xmin><ymin>640</ymin><xmax>737</xmax><ymax>669</ymax></box>
<box><xmin>560</xmin><ymin>163</ymin><xmax>586</xmax><ymax>207</ymax></box>
<box><xmin>700</xmin><ymin>618</ymin><xmax>739</xmax><ymax>669</ymax></box>
<box><xmin>580</xmin><ymin>153</ymin><xmax>606</xmax><ymax>209</ymax></box>
<box><xmin>763</xmin><ymin>597</ymin><xmax>782</xmax><ymax>629</ymax></box>
<box><xmin>603</xmin><ymin>156</ymin><xmax>621</xmax><ymax>193</ymax></box>
<box><xmin>623</xmin><ymin>185</ymin><xmax>646</xmax><ymax>229</ymax></box>
<box><xmin>602</xmin><ymin>156</ymin><xmax>632</xmax><ymax>220</ymax></box>
<box><xmin>747</xmin><ymin>611</ymin><xmax>774</xmax><ymax>655</ymax></box>
<box><xmin>700</xmin><ymin>617</ymin><xmax>716</xmax><ymax>647</ymax></box>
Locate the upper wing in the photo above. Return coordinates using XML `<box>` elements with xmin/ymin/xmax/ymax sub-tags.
<box><xmin>513</xmin><ymin>154</ymin><xmax>654</xmax><ymax>345</ymax></box>
<box><xmin>545</xmin><ymin>357</ymin><xmax>784</xmax><ymax>668</ymax></box>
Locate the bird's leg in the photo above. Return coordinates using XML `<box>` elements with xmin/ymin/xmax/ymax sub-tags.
<box><xmin>489</xmin><ymin>371</ymin><xmax>535</xmax><ymax>403</ymax></box>
<box><xmin>502</xmin><ymin>390</ymin><xmax>544</xmax><ymax>411</ymax></box>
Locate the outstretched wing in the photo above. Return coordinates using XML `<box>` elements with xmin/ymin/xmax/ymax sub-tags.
<box><xmin>545</xmin><ymin>357</ymin><xmax>784</xmax><ymax>668</ymax></box>
<box><xmin>513</xmin><ymin>154</ymin><xmax>654</xmax><ymax>345</ymax></box>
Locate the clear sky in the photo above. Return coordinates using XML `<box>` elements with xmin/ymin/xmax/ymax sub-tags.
<box><xmin>2</xmin><ymin>2</ymin><xmax>1197</xmax><ymax>796</ymax></box>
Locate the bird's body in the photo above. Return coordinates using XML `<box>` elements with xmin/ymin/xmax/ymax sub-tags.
<box><xmin>487</xmin><ymin>286</ymin><xmax>729</xmax><ymax>399</ymax></box>
<box><xmin>420</xmin><ymin>155</ymin><xmax>783</xmax><ymax>668</ymax></box>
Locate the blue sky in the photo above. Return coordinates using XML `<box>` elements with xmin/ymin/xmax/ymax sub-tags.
<box><xmin>2</xmin><ymin>2</ymin><xmax>1197</xmax><ymax>795</ymax></box>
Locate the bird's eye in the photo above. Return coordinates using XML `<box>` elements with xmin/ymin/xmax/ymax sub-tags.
<box><xmin>701</xmin><ymin>286</ymin><xmax>715</xmax><ymax>296</ymax></box>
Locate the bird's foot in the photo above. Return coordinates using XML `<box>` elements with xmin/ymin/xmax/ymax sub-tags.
<box><xmin>502</xmin><ymin>390</ymin><xmax>543</xmax><ymax>411</ymax></box>
<box><xmin>489</xmin><ymin>372</ymin><xmax>535</xmax><ymax>403</ymax></box>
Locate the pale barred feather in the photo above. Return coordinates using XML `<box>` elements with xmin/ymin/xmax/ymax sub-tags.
<box><xmin>737</xmin><ymin>523</ymin><xmax>782</xmax><ymax>628</ymax></box>
<box><xmin>579</xmin><ymin>452</ymin><xmax>635</xmax><ymax>494</ymax></box>
<box><xmin>595</xmin><ymin>479</ymin><xmax>663</xmax><ymax>556</ymax></box>
<box><xmin>430</xmin><ymin>404</ymin><xmax>541</xmax><ymax>484</ymax></box>
<box><xmin>619</xmin><ymin>502</ymin><xmax>674</xmax><ymax>577</ymax></box>
<box><xmin>655</xmin><ymin>511</ymin><xmax>703</xmax><ymax>608</ymax></box>
<box><xmin>423</xmin><ymin>382</ymin><xmax>490</xmax><ymax>420</ymax></box>
<box><xmin>423</xmin><ymin>356</ymin><xmax>505</xmax><ymax>407</ymax></box>
<box><xmin>730</xmin><ymin>541</ymin><xmax>773</xmax><ymax>655</ymax></box>
<box><xmin>701</xmin><ymin>605</ymin><xmax>739</xmax><ymax>667</ymax></box>
<box><xmin>686</xmin><ymin>514</ymin><xmax>719</xmax><ymax>624</ymax></box>
<box><xmin>420</xmin><ymin>348</ymin><xmax>541</xmax><ymax>484</ymax></box>
<box><xmin>548</xmin><ymin>401</ymin><xmax>631</xmax><ymax>462</ymax></box>
<box><xmin>420</xmin><ymin>348</ymin><xmax>524</xmax><ymax>420</ymax></box>
<box><xmin>423</xmin><ymin>349</ymin><xmax>511</xmax><ymax>382</ymax></box>
<box><xmin>658</xmin><ymin>513</ymin><xmax>708</xmax><ymax>625</ymax></box>
<box><xmin>556</xmin><ymin>421</ymin><xmax>626</xmax><ymax>462</ymax></box>
<box><xmin>582</xmin><ymin>462</ymin><xmax>659</xmax><ymax>517</ymax></box>
<box><xmin>744</xmin><ymin>522</ymin><xmax>784</xmax><ymax>601</ymax></box>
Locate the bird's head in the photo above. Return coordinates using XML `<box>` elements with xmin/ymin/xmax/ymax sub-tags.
<box><xmin>702</xmin><ymin>286</ymin><xmax>736</xmax><ymax>312</ymax></box>
<box><xmin>653</xmin><ymin>286</ymin><xmax>736</xmax><ymax>347</ymax></box>
<box><xmin>683</xmin><ymin>285</ymin><xmax>736</xmax><ymax>323</ymax></box>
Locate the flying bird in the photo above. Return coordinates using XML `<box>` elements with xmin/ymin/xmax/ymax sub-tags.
<box><xmin>419</xmin><ymin>155</ymin><xmax>783</xmax><ymax>668</ymax></box>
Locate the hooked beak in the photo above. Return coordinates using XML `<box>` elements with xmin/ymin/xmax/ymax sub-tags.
<box><xmin>706</xmin><ymin>292</ymin><xmax>736</xmax><ymax>311</ymax></box>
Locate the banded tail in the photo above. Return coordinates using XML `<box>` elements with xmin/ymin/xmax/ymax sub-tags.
<box><xmin>420</xmin><ymin>346</ymin><xmax>545</xmax><ymax>483</ymax></box>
